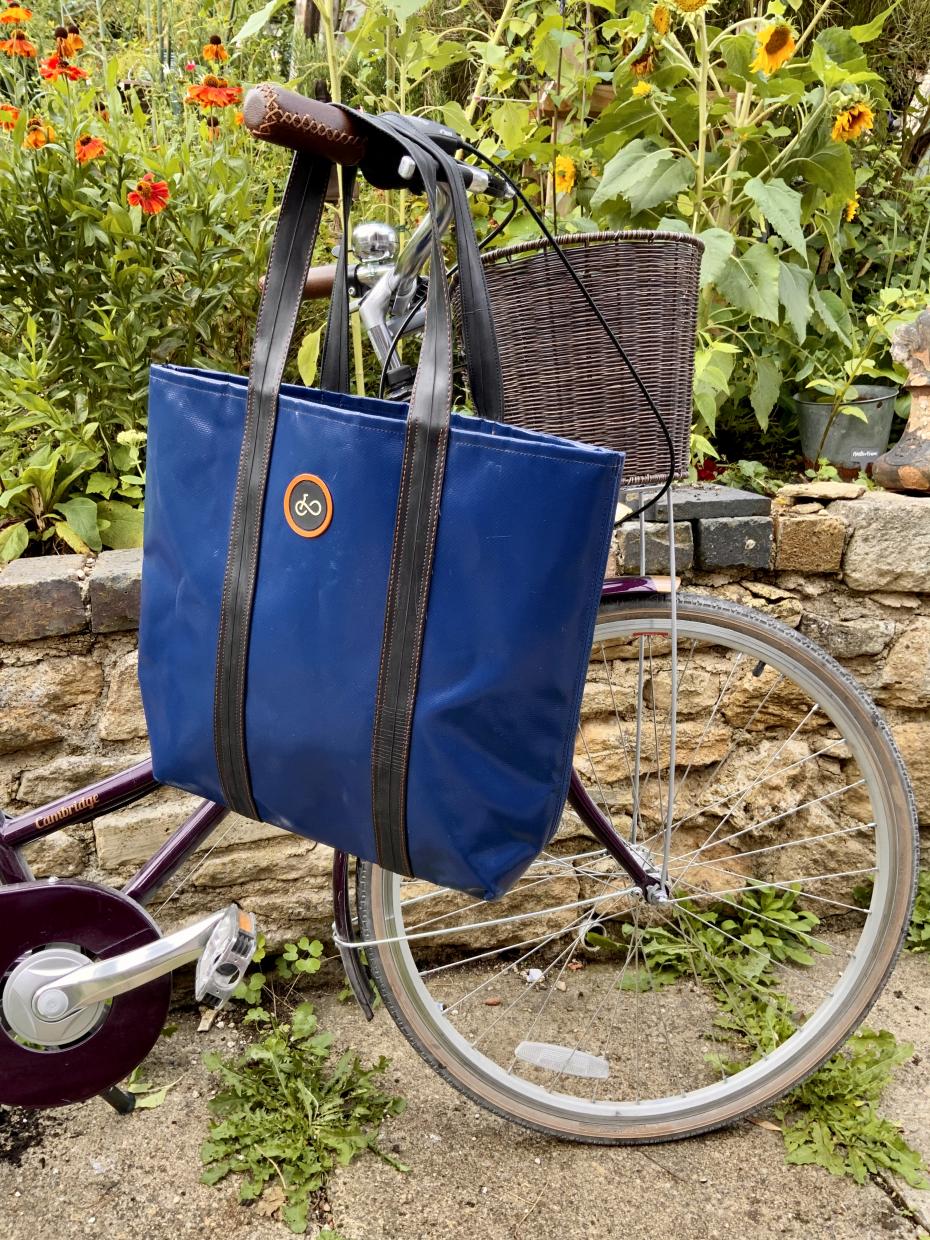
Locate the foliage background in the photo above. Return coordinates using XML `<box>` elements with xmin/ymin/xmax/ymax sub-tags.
<box><xmin>1</xmin><ymin>0</ymin><xmax>929</xmax><ymax>557</ymax></box>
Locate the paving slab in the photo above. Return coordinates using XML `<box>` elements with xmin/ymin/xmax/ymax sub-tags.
<box><xmin>0</xmin><ymin>952</ymin><xmax>927</xmax><ymax>1240</ymax></box>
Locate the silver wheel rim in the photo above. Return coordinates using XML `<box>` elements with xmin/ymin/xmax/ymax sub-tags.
<box><xmin>365</xmin><ymin>602</ymin><xmax>913</xmax><ymax>1137</ymax></box>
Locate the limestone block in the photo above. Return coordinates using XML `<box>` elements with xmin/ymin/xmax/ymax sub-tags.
<box><xmin>94</xmin><ymin>796</ymin><xmax>290</xmax><ymax>871</ymax></box>
<box><xmin>89</xmin><ymin>549</ymin><xmax>142</xmax><ymax>633</ymax></box>
<box><xmin>799</xmin><ymin>614</ymin><xmax>895</xmax><ymax>661</ymax></box>
<box><xmin>831</xmin><ymin>493</ymin><xmax>930</xmax><ymax>592</ymax></box>
<box><xmin>99</xmin><ymin>650</ymin><xmax>147</xmax><ymax>741</ymax></box>
<box><xmin>22</xmin><ymin>829</ymin><xmax>86</xmax><ymax>878</ymax></box>
<box><xmin>774</xmin><ymin>514</ymin><xmax>846</xmax><ymax>574</ymax></box>
<box><xmin>17</xmin><ymin>752</ymin><xmax>148</xmax><ymax>804</ymax></box>
<box><xmin>0</xmin><ymin>657</ymin><xmax>103</xmax><ymax>755</ymax></box>
<box><xmin>779</xmin><ymin>481</ymin><xmax>865</xmax><ymax>501</ymax></box>
<box><xmin>0</xmin><ymin>555</ymin><xmax>86</xmax><ymax>643</ymax></box>
<box><xmin>613</xmin><ymin>521</ymin><xmax>693</xmax><ymax>574</ymax></box>
<box><xmin>189</xmin><ymin>838</ymin><xmax>333</xmax><ymax>888</ymax></box>
<box><xmin>888</xmin><ymin>719</ymin><xmax>930</xmax><ymax>825</ymax></box>
<box><xmin>876</xmin><ymin>619</ymin><xmax>930</xmax><ymax>708</ymax></box>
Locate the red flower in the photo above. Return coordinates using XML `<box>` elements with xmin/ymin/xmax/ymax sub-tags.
<box><xmin>75</xmin><ymin>133</ymin><xmax>105</xmax><ymax>163</ymax></box>
<box><xmin>127</xmin><ymin>171</ymin><xmax>170</xmax><ymax>215</ymax></box>
<box><xmin>0</xmin><ymin>101</ymin><xmax>18</xmax><ymax>129</ymax></box>
<box><xmin>40</xmin><ymin>53</ymin><xmax>89</xmax><ymax>81</ymax></box>
<box><xmin>185</xmin><ymin>73</ymin><xmax>241</xmax><ymax>108</ymax></box>
<box><xmin>184</xmin><ymin>59</ymin><xmax>197</xmax><ymax>71</ymax></box>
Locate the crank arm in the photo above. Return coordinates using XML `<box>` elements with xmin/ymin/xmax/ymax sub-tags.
<box><xmin>31</xmin><ymin>906</ymin><xmax>241</xmax><ymax>1021</ymax></box>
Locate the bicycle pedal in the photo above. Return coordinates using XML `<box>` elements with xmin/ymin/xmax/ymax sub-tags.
<box><xmin>195</xmin><ymin>905</ymin><xmax>258</xmax><ymax>1010</ymax></box>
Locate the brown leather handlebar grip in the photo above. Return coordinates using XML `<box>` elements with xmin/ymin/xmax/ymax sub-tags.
<box><xmin>242</xmin><ymin>83</ymin><xmax>367</xmax><ymax>166</ymax></box>
<box><xmin>304</xmin><ymin>264</ymin><xmax>337</xmax><ymax>299</ymax></box>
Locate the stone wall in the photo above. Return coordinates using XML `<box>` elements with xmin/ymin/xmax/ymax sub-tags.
<box><xmin>1</xmin><ymin>484</ymin><xmax>928</xmax><ymax>942</ymax></box>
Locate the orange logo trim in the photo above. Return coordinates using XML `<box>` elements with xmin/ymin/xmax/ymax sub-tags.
<box><xmin>284</xmin><ymin>474</ymin><xmax>333</xmax><ymax>539</ymax></box>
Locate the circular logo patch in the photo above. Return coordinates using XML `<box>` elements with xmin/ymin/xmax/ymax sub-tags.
<box><xmin>284</xmin><ymin>474</ymin><xmax>333</xmax><ymax>539</ymax></box>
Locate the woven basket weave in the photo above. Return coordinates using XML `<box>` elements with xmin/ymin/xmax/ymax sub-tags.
<box><xmin>462</xmin><ymin>230</ymin><xmax>703</xmax><ymax>487</ymax></box>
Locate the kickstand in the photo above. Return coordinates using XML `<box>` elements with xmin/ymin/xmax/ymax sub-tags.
<box><xmin>99</xmin><ymin>1085</ymin><xmax>136</xmax><ymax>1115</ymax></box>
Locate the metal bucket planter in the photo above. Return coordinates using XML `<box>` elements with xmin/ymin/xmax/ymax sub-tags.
<box><xmin>795</xmin><ymin>384</ymin><xmax>898</xmax><ymax>475</ymax></box>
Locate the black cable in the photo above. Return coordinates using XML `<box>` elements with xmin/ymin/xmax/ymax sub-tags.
<box><xmin>378</xmin><ymin>298</ymin><xmax>422</xmax><ymax>400</ymax></box>
<box><xmin>460</xmin><ymin>142</ymin><xmax>677</xmax><ymax>522</ymax></box>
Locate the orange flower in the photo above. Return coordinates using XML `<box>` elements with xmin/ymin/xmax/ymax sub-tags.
<box><xmin>631</xmin><ymin>47</ymin><xmax>656</xmax><ymax>76</ymax></box>
<box><xmin>202</xmin><ymin>34</ymin><xmax>228</xmax><ymax>62</ymax></box>
<box><xmin>127</xmin><ymin>171</ymin><xmax>170</xmax><ymax>215</ymax></box>
<box><xmin>23</xmin><ymin>116</ymin><xmax>54</xmax><ymax>148</ymax></box>
<box><xmin>54</xmin><ymin>24</ymin><xmax>75</xmax><ymax>57</ymax></box>
<box><xmin>40</xmin><ymin>53</ymin><xmax>89</xmax><ymax>81</ymax></box>
<box><xmin>0</xmin><ymin>101</ymin><xmax>18</xmax><ymax>129</ymax></box>
<box><xmin>0</xmin><ymin>3</ymin><xmax>33</xmax><ymax>23</ymax></box>
<box><xmin>0</xmin><ymin>29</ymin><xmax>36</xmax><ymax>55</ymax></box>
<box><xmin>204</xmin><ymin>114</ymin><xmax>221</xmax><ymax>141</ymax></box>
<box><xmin>184</xmin><ymin>73</ymin><xmax>241</xmax><ymax>109</ymax></box>
<box><xmin>67</xmin><ymin>23</ymin><xmax>83</xmax><ymax>50</ymax></box>
<box><xmin>234</xmin><ymin>110</ymin><xmax>243</xmax><ymax>125</ymax></box>
<box><xmin>94</xmin><ymin>99</ymin><xmax>109</xmax><ymax>122</ymax></box>
<box><xmin>75</xmin><ymin>133</ymin><xmax>105</xmax><ymax>163</ymax></box>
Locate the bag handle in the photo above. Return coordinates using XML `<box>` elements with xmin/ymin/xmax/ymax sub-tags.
<box><xmin>214</xmin><ymin>120</ymin><xmax>477</xmax><ymax>879</ymax></box>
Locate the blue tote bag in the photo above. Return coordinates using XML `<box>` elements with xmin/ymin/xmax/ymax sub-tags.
<box><xmin>139</xmin><ymin>115</ymin><xmax>623</xmax><ymax>898</ymax></box>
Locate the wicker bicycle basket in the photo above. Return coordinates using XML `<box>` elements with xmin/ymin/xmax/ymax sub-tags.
<box><xmin>458</xmin><ymin>230</ymin><xmax>703</xmax><ymax>488</ymax></box>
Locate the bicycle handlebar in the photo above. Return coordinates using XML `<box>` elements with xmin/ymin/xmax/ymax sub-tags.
<box><xmin>242</xmin><ymin>83</ymin><xmax>367</xmax><ymax>165</ymax></box>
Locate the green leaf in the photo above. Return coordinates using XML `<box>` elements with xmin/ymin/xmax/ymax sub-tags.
<box><xmin>0</xmin><ymin>523</ymin><xmax>29</xmax><ymax>563</ymax></box>
<box><xmin>382</xmin><ymin>0</ymin><xmax>429</xmax><ymax>25</ymax></box>
<box><xmin>744</xmin><ymin>176</ymin><xmax>807</xmax><ymax>257</ymax></box>
<box><xmin>850</xmin><ymin>0</ymin><xmax>902</xmax><ymax>43</ymax></box>
<box><xmin>590</xmin><ymin>140</ymin><xmax>694</xmax><ymax>214</ymax></box>
<box><xmin>489</xmin><ymin>101</ymin><xmax>532</xmax><ymax>152</ymax></box>
<box><xmin>779</xmin><ymin>262</ymin><xmax>813</xmax><ymax>343</ymax></box>
<box><xmin>97</xmin><ymin>500</ymin><xmax>144</xmax><ymax>549</ymax></box>
<box><xmin>232</xmin><ymin>0</ymin><xmax>289</xmax><ymax>43</ymax></box>
<box><xmin>296</xmin><ymin>326</ymin><xmax>324</xmax><ymax>388</ymax></box>
<box><xmin>794</xmin><ymin>142</ymin><xmax>856</xmax><ymax>202</ymax></box>
<box><xmin>56</xmin><ymin>497</ymin><xmax>102</xmax><ymax>552</ymax></box>
<box><xmin>715</xmin><ymin>244</ymin><xmax>781</xmax><ymax>323</ymax></box>
<box><xmin>54</xmin><ymin>521</ymin><xmax>92</xmax><ymax>555</ymax></box>
<box><xmin>812</xmin><ymin>287</ymin><xmax>853</xmax><ymax>345</ymax></box>
<box><xmin>751</xmin><ymin>357</ymin><xmax>783</xmax><ymax>430</ymax></box>
<box><xmin>698</xmin><ymin>228</ymin><xmax>736</xmax><ymax>289</ymax></box>
<box><xmin>85</xmin><ymin>471</ymin><xmax>118</xmax><ymax>498</ymax></box>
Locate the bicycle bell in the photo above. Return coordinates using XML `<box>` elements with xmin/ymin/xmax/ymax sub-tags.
<box><xmin>353</xmin><ymin>220</ymin><xmax>399</xmax><ymax>263</ymax></box>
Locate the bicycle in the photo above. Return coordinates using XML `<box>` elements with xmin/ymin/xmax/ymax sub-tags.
<box><xmin>0</xmin><ymin>85</ymin><xmax>917</xmax><ymax>1147</ymax></box>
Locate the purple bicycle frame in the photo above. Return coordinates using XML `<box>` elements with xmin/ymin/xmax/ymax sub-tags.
<box><xmin>0</xmin><ymin>577</ymin><xmax>667</xmax><ymax>1006</ymax></box>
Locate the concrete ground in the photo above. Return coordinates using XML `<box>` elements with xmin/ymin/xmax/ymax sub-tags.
<box><xmin>1</xmin><ymin>951</ymin><xmax>928</xmax><ymax>1240</ymax></box>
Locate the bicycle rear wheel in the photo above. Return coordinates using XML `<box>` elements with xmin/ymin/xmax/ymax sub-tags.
<box><xmin>356</xmin><ymin>593</ymin><xmax>917</xmax><ymax>1142</ymax></box>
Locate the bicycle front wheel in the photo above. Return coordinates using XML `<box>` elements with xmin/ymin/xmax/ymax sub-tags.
<box><xmin>357</xmin><ymin>593</ymin><xmax>917</xmax><ymax>1142</ymax></box>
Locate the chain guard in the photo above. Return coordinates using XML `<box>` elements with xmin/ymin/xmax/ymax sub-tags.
<box><xmin>0</xmin><ymin>880</ymin><xmax>171</xmax><ymax>1108</ymax></box>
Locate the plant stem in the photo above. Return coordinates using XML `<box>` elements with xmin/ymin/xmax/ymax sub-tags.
<box><xmin>796</xmin><ymin>0</ymin><xmax>833</xmax><ymax>54</ymax></box>
<box><xmin>465</xmin><ymin>0</ymin><xmax>517</xmax><ymax>124</ymax></box>
<box><xmin>691</xmin><ymin>13</ymin><xmax>710</xmax><ymax>233</ymax></box>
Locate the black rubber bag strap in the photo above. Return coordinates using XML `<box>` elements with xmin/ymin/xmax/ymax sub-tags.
<box><xmin>358</xmin><ymin>114</ymin><xmax>455</xmax><ymax>875</ymax></box>
<box><xmin>319</xmin><ymin>164</ymin><xmax>357</xmax><ymax>393</ymax></box>
<box><xmin>381</xmin><ymin>112</ymin><xmax>504</xmax><ymax>423</ymax></box>
<box><xmin>214</xmin><ymin>152</ymin><xmax>333</xmax><ymax>817</ymax></box>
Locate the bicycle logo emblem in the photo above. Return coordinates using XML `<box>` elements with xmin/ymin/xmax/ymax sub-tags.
<box><xmin>284</xmin><ymin>474</ymin><xmax>333</xmax><ymax>539</ymax></box>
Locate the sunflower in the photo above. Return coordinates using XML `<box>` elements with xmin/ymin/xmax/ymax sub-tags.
<box><xmin>750</xmin><ymin>22</ymin><xmax>795</xmax><ymax>75</ymax></box>
<box><xmin>0</xmin><ymin>101</ymin><xmax>18</xmax><ymax>129</ymax></box>
<box><xmin>652</xmin><ymin>3</ymin><xmax>671</xmax><ymax>35</ymax></box>
<box><xmin>0</xmin><ymin>29</ymin><xmax>36</xmax><ymax>55</ymax></box>
<box><xmin>75</xmin><ymin>133</ymin><xmax>105</xmax><ymax>163</ymax></box>
<box><xmin>631</xmin><ymin>47</ymin><xmax>657</xmax><ymax>76</ymax></box>
<box><xmin>554</xmin><ymin>154</ymin><xmax>576</xmax><ymax>194</ymax></box>
<box><xmin>22</xmin><ymin>117</ymin><xmax>53</xmax><ymax>148</ymax></box>
<box><xmin>40</xmin><ymin>54</ymin><xmax>89</xmax><ymax>81</ymax></box>
<box><xmin>184</xmin><ymin>74</ymin><xmax>241</xmax><ymax>108</ymax></box>
<box><xmin>203</xmin><ymin>34</ymin><xmax>229</xmax><ymax>63</ymax></box>
<box><xmin>670</xmin><ymin>0</ymin><xmax>712</xmax><ymax>12</ymax></box>
<box><xmin>0</xmin><ymin>3</ymin><xmax>32</xmax><ymax>22</ymax></box>
<box><xmin>127</xmin><ymin>171</ymin><xmax>170</xmax><ymax>214</ymax></box>
<box><xmin>632</xmin><ymin>80</ymin><xmax>653</xmax><ymax>97</ymax></box>
<box><xmin>831</xmin><ymin>101</ymin><xmax>874</xmax><ymax>143</ymax></box>
<box><xmin>845</xmin><ymin>195</ymin><xmax>860</xmax><ymax>222</ymax></box>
